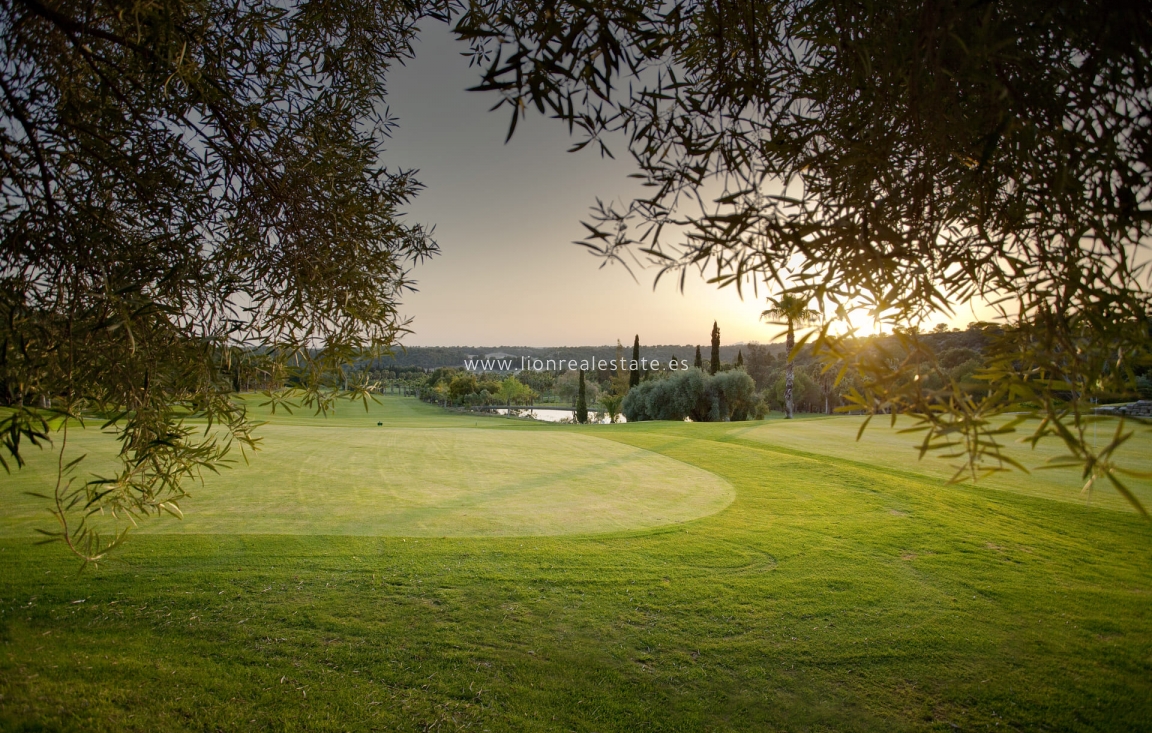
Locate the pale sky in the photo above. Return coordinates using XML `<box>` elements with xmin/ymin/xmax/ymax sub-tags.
<box><xmin>383</xmin><ymin>23</ymin><xmax>992</xmax><ymax>347</ymax></box>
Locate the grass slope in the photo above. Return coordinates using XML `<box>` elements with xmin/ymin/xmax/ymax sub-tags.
<box><xmin>735</xmin><ymin>415</ymin><xmax>1152</xmax><ymax>513</ymax></box>
<box><xmin>0</xmin><ymin>397</ymin><xmax>1150</xmax><ymax>732</ymax></box>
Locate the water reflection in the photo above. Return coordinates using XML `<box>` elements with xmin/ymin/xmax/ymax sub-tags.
<box><xmin>487</xmin><ymin>407</ymin><xmax>626</xmax><ymax>424</ymax></box>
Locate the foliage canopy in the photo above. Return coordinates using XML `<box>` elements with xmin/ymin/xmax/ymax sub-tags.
<box><xmin>454</xmin><ymin>0</ymin><xmax>1152</xmax><ymax>512</ymax></box>
<box><xmin>4</xmin><ymin>0</ymin><xmax>1152</xmax><ymax>561</ymax></box>
<box><xmin>0</xmin><ymin>0</ymin><xmax>438</xmax><ymax>560</ymax></box>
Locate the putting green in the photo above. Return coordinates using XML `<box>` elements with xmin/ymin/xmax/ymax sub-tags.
<box><xmin>0</xmin><ymin>425</ymin><xmax>734</xmax><ymax>537</ymax></box>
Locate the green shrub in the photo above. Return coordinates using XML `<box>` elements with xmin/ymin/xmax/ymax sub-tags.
<box><xmin>622</xmin><ymin>368</ymin><xmax>756</xmax><ymax>422</ymax></box>
<box><xmin>1137</xmin><ymin>375</ymin><xmax>1152</xmax><ymax>400</ymax></box>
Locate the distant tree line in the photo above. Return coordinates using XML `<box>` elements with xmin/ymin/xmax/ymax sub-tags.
<box><xmin>322</xmin><ymin>322</ymin><xmax>1148</xmax><ymax>422</ymax></box>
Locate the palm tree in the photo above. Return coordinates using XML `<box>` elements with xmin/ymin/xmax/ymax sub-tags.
<box><xmin>761</xmin><ymin>295</ymin><xmax>821</xmax><ymax>419</ymax></box>
<box><xmin>599</xmin><ymin>393</ymin><xmax>624</xmax><ymax>423</ymax></box>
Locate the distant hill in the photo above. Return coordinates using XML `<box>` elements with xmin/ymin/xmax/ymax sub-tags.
<box><xmin>370</xmin><ymin>327</ymin><xmax>991</xmax><ymax>372</ymax></box>
<box><xmin>372</xmin><ymin>344</ymin><xmax>786</xmax><ymax>370</ymax></box>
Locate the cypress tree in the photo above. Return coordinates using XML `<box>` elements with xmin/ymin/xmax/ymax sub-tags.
<box><xmin>694</xmin><ymin>345</ymin><xmax>702</xmax><ymax>369</ymax></box>
<box><xmin>710</xmin><ymin>321</ymin><xmax>721</xmax><ymax>375</ymax></box>
<box><xmin>736</xmin><ymin>350</ymin><xmax>744</xmax><ymax>368</ymax></box>
<box><xmin>629</xmin><ymin>335</ymin><xmax>641</xmax><ymax>388</ymax></box>
<box><xmin>576</xmin><ymin>369</ymin><xmax>589</xmax><ymax>424</ymax></box>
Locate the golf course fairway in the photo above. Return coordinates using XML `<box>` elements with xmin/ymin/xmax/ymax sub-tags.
<box><xmin>0</xmin><ymin>395</ymin><xmax>1149</xmax><ymax>731</ymax></box>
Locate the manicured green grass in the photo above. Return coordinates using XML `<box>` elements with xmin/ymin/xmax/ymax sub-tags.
<box><xmin>0</xmin><ymin>422</ymin><xmax>733</xmax><ymax>537</ymax></box>
<box><xmin>1</xmin><ymin>397</ymin><xmax>1150</xmax><ymax>731</ymax></box>
<box><xmin>736</xmin><ymin>414</ymin><xmax>1152</xmax><ymax>513</ymax></box>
